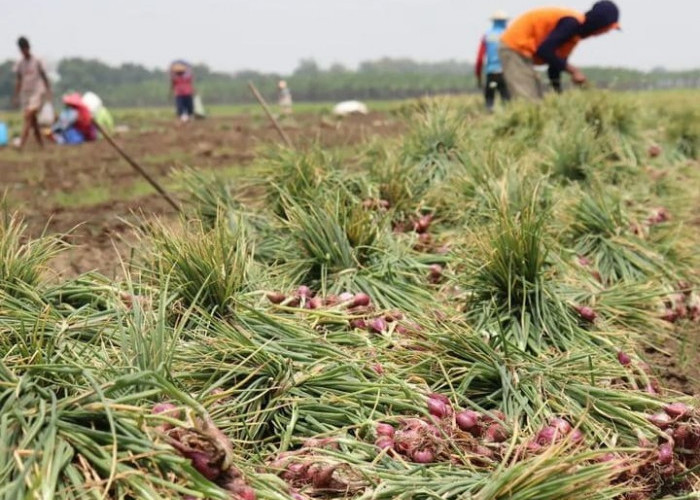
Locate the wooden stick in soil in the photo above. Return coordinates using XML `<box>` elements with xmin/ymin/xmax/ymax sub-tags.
<box><xmin>93</xmin><ymin>121</ymin><xmax>181</xmax><ymax>213</ymax></box>
<box><xmin>247</xmin><ymin>81</ymin><xmax>294</xmax><ymax>148</ymax></box>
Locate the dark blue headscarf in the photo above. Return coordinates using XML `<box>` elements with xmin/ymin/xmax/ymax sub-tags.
<box><xmin>580</xmin><ymin>1</ymin><xmax>619</xmax><ymax>37</ymax></box>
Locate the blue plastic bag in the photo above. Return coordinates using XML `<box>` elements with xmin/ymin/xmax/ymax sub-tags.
<box><xmin>63</xmin><ymin>127</ymin><xmax>85</xmax><ymax>145</ymax></box>
<box><xmin>0</xmin><ymin>122</ymin><xmax>8</xmax><ymax>147</ymax></box>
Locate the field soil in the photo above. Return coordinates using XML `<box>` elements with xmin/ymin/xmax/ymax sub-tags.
<box><xmin>3</xmin><ymin>111</ymin><xmax>404</xmax><ymax>278</ymax></box>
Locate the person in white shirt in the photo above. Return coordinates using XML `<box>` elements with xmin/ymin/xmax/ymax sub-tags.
<box><xmin>278</xmin><ymin>80</ymin><xmax>293</xmax><ymax>115</ymax></box>
<box><xmin>12</xmin><ymin>37</ymin><xmax>52</xmax><ymax>150</ymax></box>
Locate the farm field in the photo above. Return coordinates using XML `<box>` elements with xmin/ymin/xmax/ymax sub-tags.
<box><xmin>1</xmin><ymin>105</ymin><xmax>405</xmax><ymax>277</ymax></box>
<box><xmin>1</xmin><ymin>90</ymin><xmax>700</xmax><ymax>499</ymax></box>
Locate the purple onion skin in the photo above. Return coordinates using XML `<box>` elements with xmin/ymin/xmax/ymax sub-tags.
<box><xmin>485</xmin><ymin>423</ymin><xmax>508</xmax><ymax>443</ymax></box>
<box><xmin>428</xmin><ymin>264</ymin><xmax>443</xmax><ymax>283</ymax></box>
<box><xmin>577</xmin><ymin>256</ymin><xmax>592</xmax><ymax>267</ymax></box>
<box><xmin>456</xmin><ymin>411</ymin><xmax>480</xmax><ymax>434</ymax></box>
<box><xmin>297</xmin><ymin>286</ymin><xmax>312</xmax><ymax>298</ymax></box>
<box><xmin>483</xmin><ymin>410</ymin><xmax>506</xmax><ymax>424</ymax></box>
<box><xmin>376</xmin><ymin>423</ymin><xmax>396</xmax><ymax>437</ymax></box>
<box><xmin>189</xmin><ymin>451</ymin><xmax>219</xmax><ymax>480</ymax></box>
<box><xmin>371</xmin><ymin>363</ymin><xmax>384</xmax><ymax>375</ymax></box>
<box><xmin>569</xmin><ymin>429</ymin><xmax>584</xmax><ymax>444</ymax></box>
<box><xmin>375</xmin><ymin>436</ymin><xmax>395</xmax><ymax>450</ymax></box>
<box><xmin>384</xmin><ymin>310</ymin><xmax>404</xmax><ymax>322</ymax></box>
<box><xmin>427</xmin><ymin>398</ymin><xmax>449</xmax><ymax>419</ymax></box>
<box><xmin>549</xmin><ymin>418</ymin><xmax>572</xmax><ymax>435</ymax></box>
<box><xmin>597</xmin><ymin>452</ymin><xmax>617</xmax><ymax>463</ymax></box>
<box><xmin>617</xmin><ymin>351</ymin><xmax>632</xmax><ymax>366</ymax></box>
<box><xmin>527</xmin><ymin>441</ymin><xmax>542</xmax><ymax>453</ymax></box>
<box><xmin>412</xmin><ymin>449</ymin><xmax>435</xmax><ymax>464</ymax></box>
<box><xmin>237</xmin><ymin>488</ymin><xmax>257</xmax><ymax>500</ymax></box>
<box><xmin>152</xmin><ymin>403</ymin><xmax>180</xmax><ymax>430</ymax></box>
<box><xmin>661</xmin><ymin>310</ymin><xmax>678</xmax><ymax>323</ymax></box>
<box><xmin>475</xmin><ymin>445</ymin><xmax>495</xmax><ymax>460</ymax></box>
<box><xmin>418</xmin><ymin>233</ymin><xmax>432</xmax><ymax>244</ymax></box>
<box><xmin>266</xmin><ymin>292</ymin><xmax>286</xmax><ymax>304</ymax></box>
<box><xmin>657</xmin><ymin>443</ymin><xmax>674</xmax><ymax>465</ymax></box>
<box><xmin>311</xmin><ymin>465</ymin><xmax>337</xmax><ymax>489</ymax></box>
<box><xmin>369</xmin><ymin>317</ymin><xmax>387</xmax><ymax>333</ymax></box>
<box><xmin>575</xmin><ymin>306</ymin><xmax>597</xmax><ymax>322</ymax></box>
<box><xmin>429</xmin><ymin>393</ymin><xmax>451</xmax><ymax>404</ymax></box>
<box><xmin>350</xmin><ymin>319</ymin><xmax>367</xmax><ymax>330</ymax></box>
<box><xmin>537</xmin><ymin>426</ymin><xmax>558</xmax><ymax>446</ymax></box>
<box><xmin>351</xmin><ymin>293</ymin><xmax>371</xmax><ymax>308</ymax></box>
<box><xmin>283</xmin><ymin>462</ymin><xmax>305</xmax><ymax>480</ymax></box>
<box><xmin>648</xmin><ymin>412</ymin><xmax>672</xmax><ymax>429</ymax></box>
<box><xmin>673</xmin><ymin>425</ymin><xmax>690</xmax><ymax>446</ymax></box>
<box><xmin>306</xmin><ymin>297</ymin><xmax>323</xmax><ymax>310</ymax></box>
<box><xmin>226</xmin><ymin>479</ymin><xmax>257</xmax><ymax>500</ymax></box>
<box><xmin>152</xmin><ymin>402</ymin><xmax>178</xmax><ymax>416</ymax></box>
<box><xmin>664</xmin><ymin>402</ymin><xmax>692</xmax><ymax>419</ymax></box>
<box><xmin>394</xmin><ymin>430</ymin><xmax>420</xmax><ymax>454</ymax></box>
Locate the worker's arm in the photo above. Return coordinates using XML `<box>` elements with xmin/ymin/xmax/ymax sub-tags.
<box><xmin>13</xmin><ymin>72</ymin><xmax>21</xmax><ymax>107</ymax></box>
<box><xmin>38</xmin><ymin>61</ymin><xmax>52</xmax><ymax>99</ymax></box>
<box><xmin>535</xmin><ymin>17</ymin><xmax>586</xmax><ymax>88</ymax></box>
<box><xmin>475</xmin><ymin>36</ymin><xmax>487</xmax><ymax>88</ymax></box>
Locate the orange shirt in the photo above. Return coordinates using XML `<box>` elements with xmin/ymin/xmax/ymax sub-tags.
<box><xmin>501</xmin><ymin>7</ymin><xmax>585</xmax><ymax>64</ymax></box>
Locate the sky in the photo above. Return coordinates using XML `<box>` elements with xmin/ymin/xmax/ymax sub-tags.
<box><xmin>1</xmin><ymin>0</ymin><xmax>698</xmax><ymax>74</ymax></box>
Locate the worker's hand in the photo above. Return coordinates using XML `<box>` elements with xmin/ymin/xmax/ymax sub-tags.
<box><xmin>571</xmin><ymin>69</ymin><xmax>587</xmax><ymax>86</ymax></box>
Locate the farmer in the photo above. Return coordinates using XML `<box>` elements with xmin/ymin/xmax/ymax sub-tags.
<box><xmin>51</xmin><ymin>93</ymin><xmax>97</xmax><ymax>145</ymax></box>
<box><xmin>499</xmin><ymin>1</ymin><xmax>620</xmax><ymax>100</ymax></box>
<box><xmin>278</xmin><ymin>80</ymin><xmax>293</xmax><ymax>115</ymax></box>
<box><xmin>12</xmin><ymin>36</ymin><xmax>52</xmax><ymax>150</ymax></box>
<box><xmin>170</xmin><ymin>61</ymin><xmax>195</xmax><ymax>122</ymax></box>
<box><xmin>475</xmin><ymin>10</ymin><xmax>511</xmax><ymax>110</ymax></box>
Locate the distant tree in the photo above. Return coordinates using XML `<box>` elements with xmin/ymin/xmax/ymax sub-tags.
<box><xmin>294</xmin><ymin>59</ymin><xmax>321</xmax><ymax>76</ymax></box>
<box><xmin>329</xmin><ymin>63</ymin><xmax>349</xmax><ymax>74</ymax></box>
<box><xmin>0</xmin><ymin>56</ymin><xmax>698</xmax><ymax>110</ymax></box>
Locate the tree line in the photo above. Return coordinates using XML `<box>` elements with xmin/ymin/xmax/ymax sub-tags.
<box><xmin>1</xmin><ymin>57</ymin><xmax>699</xmax><ymax>109</ymax></box>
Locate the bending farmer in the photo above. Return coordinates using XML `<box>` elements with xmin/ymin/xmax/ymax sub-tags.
<box><xmin>475</xmin><ymin>10</ymin><xmax>511</xmax><ymax>110</ymax></box>
<box><xmin>499</xmin><ymin>1</ymin><xmax>619</xmax><ymax>100</ymax></box>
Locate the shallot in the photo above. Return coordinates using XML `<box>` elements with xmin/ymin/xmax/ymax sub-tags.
<box><xmin>575</xmin><ymin>305</ymin><xmax>597</xmax><ymax>322</ymax></box>
<box><xmin>412</xmin><ymin>449</ymin><xmax>435</xmax><ymax>464</ymax></box>
<box><xmin>648</xmin><ymin>412</ymin><xmax>672</xmax><ymax>429</ymax></box>
<box><xmin>484</xmin><ymin>423</ymin><xmax>508</xmax><ymax>443</ymax></box>
<box><xmin>657</xmin><ymin>443</ymin><xmax>674</xmax><ymax>465</ymax></box>
<box><xmin>266</xmin><ymin>292</ymin><xmax>286</xmax><ymax>304</ymax></box>
<box><xmin>376</xmin><ymin>423</ymin><xmax>396</xmax><ymax>437</ymax></box>
<box><xmin>617</xmin><ymin>351</ymin><xmax>632</xmax><ymax>366</ymax></box>
<box><xmin>664</xmin><ymin>402</ymin><xmax>692</xmax><ymax>420</ymax></box>
<box><xmin>456</xmin><ymin>410</ymin><xmax>481</xmax><ymax>435</ymax></box>
<box><xmin>427</xmin><ymin>398</ymin><xmax>449</xmax><ymax>419</ymax></box>
<box><xmin>375</xmin><ymin>436</ymin><xmax>395</xmax><ymax>450</ymax></box>
<box><xmin>351</xmin><ymin>293</ymin><xmax>371</xmax><ymax>308</ymax></box>
<box><xmin>369</xmin><ymin>317</ymin><xmax>388</xmax><ymax>333</ymax></box>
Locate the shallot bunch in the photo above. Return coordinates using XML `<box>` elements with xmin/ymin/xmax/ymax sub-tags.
<box><xmin>152</xmin><ymin>404</ymin><xmax>256</xmax><ymax>499</ymax></box>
